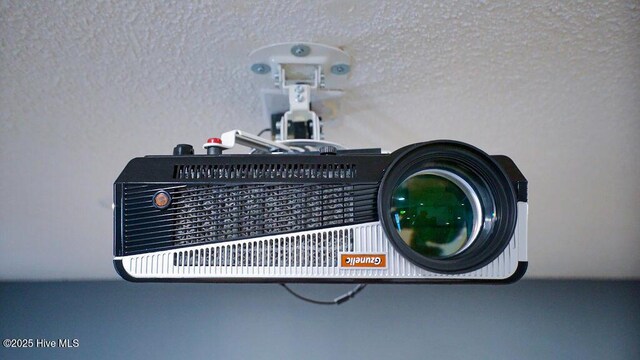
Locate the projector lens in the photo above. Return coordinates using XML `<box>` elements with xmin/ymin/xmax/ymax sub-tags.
<box><xmin>378</xmin><ymin>141</ymin><xmax>518</xmax><ymax>274</ymax></box>
<box><xmin>390</xmin><ymin>170</ymin><xmax>481</xmax><ymax>259</ymax></box>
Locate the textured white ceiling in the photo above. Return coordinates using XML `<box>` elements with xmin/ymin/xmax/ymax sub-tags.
<box><xmin>1</xmin><ymin>0</ymin><xmax>639</xmax><ymax>280</ymax></box>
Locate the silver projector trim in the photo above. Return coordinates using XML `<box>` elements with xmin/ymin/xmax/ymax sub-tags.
<box><xmin>115</xmin><ymin>203</ymin><xmax>527</xmax><ymax>280</ymax></box>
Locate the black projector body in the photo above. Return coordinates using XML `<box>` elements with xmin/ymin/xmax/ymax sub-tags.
<box><xmin>113</xmin><ymin>140</ymin><xmax>527</xmax><ymax>283</ymax></box>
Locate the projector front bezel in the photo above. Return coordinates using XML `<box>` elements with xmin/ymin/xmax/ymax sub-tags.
<box><xmin>113</xmin><ymin>140</ymin><xmax>528</xmax><ymax>284</ymax></box>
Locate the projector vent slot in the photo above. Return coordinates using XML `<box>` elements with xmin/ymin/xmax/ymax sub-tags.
<box><xmin>122</xmin><ymin>183</ymin><xmax>377</xmax><ymax>255</ymax></box>
<box><xmin>173</xmin><ymin>163</ymin><xmax>357</xmax><ymax>180</ymax></box>
<box><xmin>173</xmin><ymin>229</ymin><xmax>354</xmax><ymax>268</ymax></box>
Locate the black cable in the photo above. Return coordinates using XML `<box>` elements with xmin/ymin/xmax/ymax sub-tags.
<box><xmin>257</xmin><ymin>128</ymin><xmax>271</xmax><ymax>137</ymax></box>
<box><xmin>280</xmin><ymin>283</ymin><xmax>367</xmax><ymax>305</ymax></box>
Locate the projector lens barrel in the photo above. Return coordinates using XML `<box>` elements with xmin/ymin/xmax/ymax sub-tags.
<box><xmin>379</xmin><ymin>141</ymin><xmax>518</xmax><ymax>274</ymax></box>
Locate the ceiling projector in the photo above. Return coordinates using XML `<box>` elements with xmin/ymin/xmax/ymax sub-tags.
<box><xmin>113</xmin><ymin>43</ymin><xmax>528</xmax><ymax>285</ymax></box>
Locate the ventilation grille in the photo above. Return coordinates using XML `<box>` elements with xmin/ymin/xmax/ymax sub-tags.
<box><xmin>122</xmin><ymin>183</ymin><xmax>377</xmax><ymax>256</ymax></box>
<box><xmin>174</xmin><ymin>229</ymin><xmax>354</xmax><ymax>267</ymax></box>
<box><xmin>173</xmin><ymin>163</ymin><xmax>357</xmax><ymax>180</ymax></box>
<box><xmin>117</xmin><ymin>217</ymin><xmax>524</xmax><ymax>280</ymax></box>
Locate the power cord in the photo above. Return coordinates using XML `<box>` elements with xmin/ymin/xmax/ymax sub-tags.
<box><xmin>279</xmin><ymin>283</ymin><xmax>367</xmax><ymax>305</ymax></box>
<box><xmin>257</xmin><ymin>128</ymin><xmax>272</xmax><ymax>137</ymax></box>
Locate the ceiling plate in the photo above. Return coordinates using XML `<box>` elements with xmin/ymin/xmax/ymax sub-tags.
<box><xmin>249</xmin><ymin>42</ymin><xmax>352</xmax><ymax>90</ymax></box>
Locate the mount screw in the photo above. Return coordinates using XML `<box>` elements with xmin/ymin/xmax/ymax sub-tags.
<box><xmin>251</xmin><ymin>63</ymin><xmax>271</xmax><ymax>74</ymax></box>
<box><xmin>291</xmin><ymin>44</ymin><xmax>310</xmax><ymax>57</ymax></box>
<box><xmin>331</xmin><ymin>64</ymin><xmax>350</xmax><ymax>75</ymax></box>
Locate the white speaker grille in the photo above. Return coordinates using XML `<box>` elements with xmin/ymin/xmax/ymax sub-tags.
<box><xmin>116</xmin><ymin>203</ymin><xmax>527</xmax><ymax>281</ymax></box>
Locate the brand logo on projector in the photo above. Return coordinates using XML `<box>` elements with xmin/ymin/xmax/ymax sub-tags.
<box><xmin>340</xmin><ymin>254</ymin><xmax>387</xmax><ymax>269</ymax></box>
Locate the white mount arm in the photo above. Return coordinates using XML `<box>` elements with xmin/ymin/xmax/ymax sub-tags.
<box><xmin>205</xmin><ymin>43</ymin><xmax>352</xmax><ymax>154</ymax></box>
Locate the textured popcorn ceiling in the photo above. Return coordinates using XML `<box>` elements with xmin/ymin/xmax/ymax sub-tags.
<box><xmin>1</xmin><ymin>0</ymin><xmax>639</xmax><ymax>280</ymax></box>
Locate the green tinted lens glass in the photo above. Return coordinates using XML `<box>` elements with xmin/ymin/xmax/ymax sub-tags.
<box><xmin>390</xmin><ymin>174</ymin><xmax>475</xmax><ymax>258</ymax></box>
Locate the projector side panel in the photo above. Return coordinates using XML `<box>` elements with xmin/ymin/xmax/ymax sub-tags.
<box><xmin>113</xmin><ymin>153</ymin><xmax>391</xmax><ymax>259</ymax></box>
<box><xmin>113</xmin><ymin>203</ymin><xmax>527</xmax><ymax>284</ymax></box>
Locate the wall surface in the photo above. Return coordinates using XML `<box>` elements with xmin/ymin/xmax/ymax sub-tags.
<box><xmin>1</xmin><ymin>1</ymin><xmax>639</xmax><ymax>280</ymax></box>
<box><xmin>1</xmin><ymin>280</ymin><xmax>638</xmax><ymax>359</ymax></box>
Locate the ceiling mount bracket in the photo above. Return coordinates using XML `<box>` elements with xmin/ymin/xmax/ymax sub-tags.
<box><xmin>249</xmin><ymin>42</ymin><xmax>351</xmax><ymax>142</ymax></box>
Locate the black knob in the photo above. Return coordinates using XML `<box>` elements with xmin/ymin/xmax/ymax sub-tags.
<box><xmin>207</xmin><ymin>147</ymin><xmax>223</xmax><ymax>155</ymax></box>
<box><xmin>319</xmin><ymin>145</ymin><xmax>337</xmax><ymax>155</ymax></box>
<box><xmin>173</xmin><ymin>144</ymin><xmax>194</xmax><ymax>156</ymax></box>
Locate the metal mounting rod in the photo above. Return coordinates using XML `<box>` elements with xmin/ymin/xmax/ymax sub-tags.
<box><xmin>280</xmin><ymin>80</ymin><xmax>322</xmax><ymax>141</ymax></box>
<box><xmin>220</xmin><ymin>130</ymin><xmax>293</xmax><ymax>153</ymax></box>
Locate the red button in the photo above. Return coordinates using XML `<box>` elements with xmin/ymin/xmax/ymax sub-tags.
<box><xmin>207</xmin><ymin>137</ymin><xmax>222</xmax><ymax>144</ymax></box>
